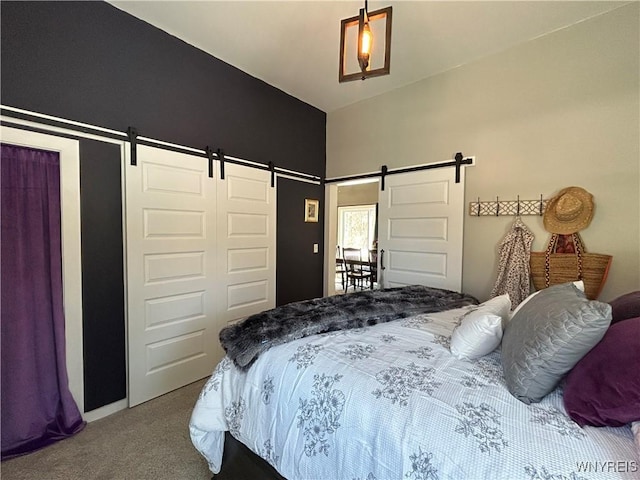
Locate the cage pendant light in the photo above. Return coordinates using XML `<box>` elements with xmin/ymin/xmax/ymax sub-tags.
<box><xmin>339</xmin><ymin>2</ymin><xmax>393</xmax><ymax>83</ymax></box>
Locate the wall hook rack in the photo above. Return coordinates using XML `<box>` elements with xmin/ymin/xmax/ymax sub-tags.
<box><xmin>469</xmin><ymin>195</ymin><xmax>548</xmax><ymax>216</ymax></box>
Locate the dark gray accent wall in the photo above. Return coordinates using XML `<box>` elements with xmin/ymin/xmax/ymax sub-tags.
<box><xmin>79</xmin><ymin>140</ymin><xmax>126</xmax><ymax>411</ymax></box>
<box><xmin>2</xmin><ymin>1</ymin><xmax>326</xmax><ymax>410</ymax></box>
<box><xmin>276</xmin><ymin>178</ymin><xmax>325</xmax><ymax>306</ymax></box>
<box><xmin>1</xmin><ymin>1</ymin><xmax>325</xmax><ymax>176</ymax></box>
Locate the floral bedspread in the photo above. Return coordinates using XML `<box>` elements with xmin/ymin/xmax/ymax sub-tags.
<box><xmin>189</xmin><ymin>306</ymin><xmax>638</xmax><ymax>479</ymax></box>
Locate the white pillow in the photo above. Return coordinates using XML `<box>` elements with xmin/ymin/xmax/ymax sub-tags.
<box><xmin>450</xmin><ymin>294</ymin><xmax>512</xmax><ymax>360</ymax></box>
<box><xmin>509</xmin><ymin>280</ymin><xmax>584</xmax><ymax>321</ymax></box>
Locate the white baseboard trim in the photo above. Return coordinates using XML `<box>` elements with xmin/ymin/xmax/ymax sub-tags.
<box><xmin>83</xmin><ymin>398</ymin><xmax>128</xmax><ymax>423</ymax></box>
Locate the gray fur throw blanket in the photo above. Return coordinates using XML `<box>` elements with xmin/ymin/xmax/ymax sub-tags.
<box><xmin>220</xmin><ymin>285</ymin><xmax>478</xmax><ymax>370</ymax></box>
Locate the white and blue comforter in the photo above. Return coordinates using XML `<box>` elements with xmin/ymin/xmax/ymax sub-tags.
<box><xmin>190</xmin><ymin>306</ymin><xmax>638</xmax><ymax>479</ymax></box>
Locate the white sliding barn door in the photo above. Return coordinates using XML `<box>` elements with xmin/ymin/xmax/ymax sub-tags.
<box><xmin>125</xmin><ymin>145</ymin><xmax>221</xmax><ymax>407</ymax></box>
<box><xmin>378</xmin><ymin>167</ymin><xmax>464</xmax><ymax>291</ymax></box>
<box><xmin>216</xmin><ymin>163</ymin><xmax>275</xmax><ymax>325</ymax></box>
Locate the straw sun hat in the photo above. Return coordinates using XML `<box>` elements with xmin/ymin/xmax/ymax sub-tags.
<box><xmin>543</xmin><ymin>186</ymin><xmax>594</xmax><ymax>234</ymax></box>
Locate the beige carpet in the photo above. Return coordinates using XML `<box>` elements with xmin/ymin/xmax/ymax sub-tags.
<box><xmin>1</xmin><ymin>379</ymin><xmax>212</xmax><ymax>480</ymax></box>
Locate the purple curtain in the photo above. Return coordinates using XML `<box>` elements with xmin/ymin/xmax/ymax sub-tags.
<box><xmin>1</xmin><ymin>143</ymin><xmax>85</xmax><ymax>460</ymax></box>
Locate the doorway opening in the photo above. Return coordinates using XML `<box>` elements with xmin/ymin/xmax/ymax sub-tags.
<box><xmin>326</xmin><ymin>179</ymin><xmax>380</xmax><ymax>295</ymax></box>
<box><xmin>337</xmin><ymin>204</ymin><xmax>378</xmax><ymax>293</ymax></box>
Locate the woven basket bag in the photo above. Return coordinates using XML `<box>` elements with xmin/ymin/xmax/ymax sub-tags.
<box><xmin>530</xmin><ymin>233</ymin><xmax>612</xmax><ymax>300</ymax></box>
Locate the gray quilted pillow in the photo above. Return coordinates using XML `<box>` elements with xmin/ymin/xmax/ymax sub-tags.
<box><xmin>501</xmin><ymin>282</ymin><xmax>611</xmax><ymax>404</ymax></box>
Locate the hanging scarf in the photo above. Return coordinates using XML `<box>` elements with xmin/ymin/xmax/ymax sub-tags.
<box><xmin>490</xmin><ymin>217</ymin><xmax>534</xmax><ymax>306</ymax></box>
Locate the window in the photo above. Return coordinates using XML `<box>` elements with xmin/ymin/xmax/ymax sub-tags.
<box><xmin>337</xmin><ymin>205</ymin><xmax>377</xmax><ymax>256</ymax></box>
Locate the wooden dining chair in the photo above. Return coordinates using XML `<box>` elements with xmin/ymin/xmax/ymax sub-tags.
<box><xmin>335</xmin><ymin>245</ymin><xmax>347</xmax><ymax>292</ymax></box>
<box><xmin>367</xmin><ymin>249</ymin><xmax>378</xmax><ymax>289</ymax></box>
<box><xmin>343</xmin><ymin>247</ymin><xmax>372</xmax><ymax>291</ymax></box>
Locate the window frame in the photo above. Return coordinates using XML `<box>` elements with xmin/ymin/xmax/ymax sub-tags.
<box><xmin>337</xmin><ymin>204</ymin><xmax>377</xmax><ymax>256</ymax></box>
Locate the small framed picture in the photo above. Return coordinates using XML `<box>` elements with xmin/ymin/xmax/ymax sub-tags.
<box><xmin>304</xmin><ymin>199</ymin><xmax>319</xmax><ymax>223</ymax></box>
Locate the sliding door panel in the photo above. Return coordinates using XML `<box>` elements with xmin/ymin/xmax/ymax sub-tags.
<box><xmin>126</xmin><ymin>145</ymin><xmax>220</xmax><ymax>407</ymax></box>
<box><xmin>378</xmin><ymin>168</ymin><xmax>464</xmax><ymax>292</ymax></box>
<box><xmin>217</xmin><ymin>163</ymin><xmax>275</xmax><ymax>325</ymax></box>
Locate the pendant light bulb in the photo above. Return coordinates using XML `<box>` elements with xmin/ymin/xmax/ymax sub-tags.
<box><xmin>361</xmin><ymin>22</ymin><xmax>372</xmax><ymax>58</ymax></box>
<box><xmin>358</xmin><ymin>5</ymin><xmax>372</xmax><ymax>73</ymax></box>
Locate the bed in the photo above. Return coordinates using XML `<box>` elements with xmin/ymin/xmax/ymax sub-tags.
<box><xmin>190</xmin><ymin>285</ymin><xmax>639</xmax><ymax>480</ymax></box>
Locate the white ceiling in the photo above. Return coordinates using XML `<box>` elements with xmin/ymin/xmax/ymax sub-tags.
<box><xmin>109</xmin><ymin>1</ymin><xmax>627</xmax><ymax>113</ymax></box>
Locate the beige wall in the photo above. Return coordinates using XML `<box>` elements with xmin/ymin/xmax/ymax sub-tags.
<box><xmin>327</xmin><ymin>4</ymin><xmax>639</xmax><ymax>302</ymax></box>
<box><xmin>337</xmin><ymin>182</ymin><xmax>379</xmax><ymax>207</ymax></box>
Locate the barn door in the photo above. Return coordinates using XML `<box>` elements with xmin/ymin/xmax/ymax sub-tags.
<box><xmin>216</xmin><ymin>163</ymin><xmax>276</xmax><ymax>325</ymax></box>
<box><xmin>377</xmin><ymin>167</ymin><xmax>464</xmax><ymax>291</ymax></box>
<box><xmin>125</xmin><ymin>145</ymin><xmax>220</xmax><ymax>407</ymax></box>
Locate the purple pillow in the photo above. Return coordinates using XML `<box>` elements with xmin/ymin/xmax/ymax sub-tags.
<box><xmin>563</xmin><ymin>316</ymin><xmax>640</xmax><ymax>427</ymax></box>
<box><xmin>609</xmin><ymin>291</ymin><xmax>640</xmax><ymax>324</ymax></box>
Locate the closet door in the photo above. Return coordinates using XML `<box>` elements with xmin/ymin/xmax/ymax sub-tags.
<box><xmin>377</xmin><ymin>167</ymin><xmax>464</xmax><ymax>292</ymax></box>
<box><xmin>0</xmin><ymin>125</ymin><xmax>85</xmax><ymax>415</ymax></box>
<box><xmin>216</xmin><ymin>163</ymin><xmax>276</xmax><ymax>325</ymax></box>
<box><xmin>125</xmin><ymin>145</ymin><xmax>220</xmax><ymax>407</ymax></box>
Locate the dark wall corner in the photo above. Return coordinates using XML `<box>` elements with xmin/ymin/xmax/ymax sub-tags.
<box><xmin>277</xmin><ymin>178</ymin><xmax>325</xmax><ymax>306</ymax></box>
